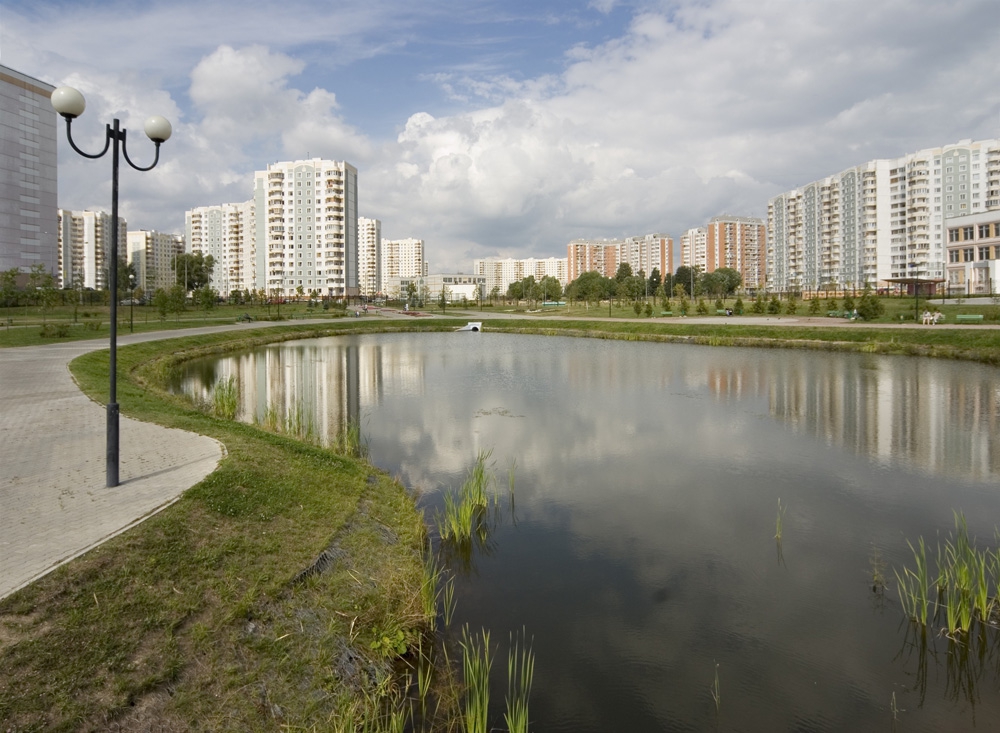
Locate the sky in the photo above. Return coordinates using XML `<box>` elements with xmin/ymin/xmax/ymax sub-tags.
<box><xmin>3</xmin><ymin>0</ymin><xmax>1000</xmax><ymax>273</ymax></box>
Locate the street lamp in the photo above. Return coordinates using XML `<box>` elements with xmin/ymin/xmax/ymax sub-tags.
<box><xmin>129</xmin><ymin>272</ymin><xmax>135</xmax><ymax>333</ymax></box>
<box><xmin>52</xmin><ymin>85</ymin><xmax>171</xmax><ymax>488</ymax></box>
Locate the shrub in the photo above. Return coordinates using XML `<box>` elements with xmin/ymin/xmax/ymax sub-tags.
<box><xmin>767</xmin><ymin>296</ymin><xmax>781</xmax><ymax>314</ymax></box>
<box><xmin>39</xmin><ymin>323</ymin><xmax>70</xmax><ymax>338</ymax></box>
<box><xmin>696</xmin><ymin>298</ymin><xmax>709</xmax><ymax>315</ymax></box>
<box><xmin>734</xmin><ymin>297</ymin><xmax>744</xmax><ymax>315</ymax></box>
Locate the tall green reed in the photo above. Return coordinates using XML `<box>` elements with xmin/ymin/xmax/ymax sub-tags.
<box><xmin>505</xmin><ymin>629</ymin><xmax>535</xmax><ymax>733</ymax></box>
<box><xmin>210</xmin><ymin>375</ymin><xmax>239</xmax><ymax>420</ymax></box>
<box><xmin>460</xmin><ymin>626</ymin><xmax>493</xmax><ymax>733</ymax></box>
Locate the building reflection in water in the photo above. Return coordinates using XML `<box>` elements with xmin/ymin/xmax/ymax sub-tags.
<box><xmin>700</xmin><ymin>352</ymin><xmax>999</xmax><ymax>480</ymax></box>
<box><xmin>175</xmin><ymin>337</ymin><xmax>999</xmax><ymax>482</ymax></box>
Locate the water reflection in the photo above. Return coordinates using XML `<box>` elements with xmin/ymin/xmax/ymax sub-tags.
<box><xmin>173</xmin><ymin>334</ymin><xmax>1000</xmax><ymax>483</ymax></box>
<box><xmin>169</xmin><ymin>333</ymin><xmax>1000</xmax><ymax>731</ymax></box>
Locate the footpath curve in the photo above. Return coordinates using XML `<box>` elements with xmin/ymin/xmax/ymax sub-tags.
<box><xmin>0</xmin><ymin>320</ymin><xmax>336</xmax><ymax>600</ymax></box>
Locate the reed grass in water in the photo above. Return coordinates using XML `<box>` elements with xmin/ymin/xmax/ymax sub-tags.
<box><xmin>505</xmin><ymin>629</ymin><xmax>535</xmax><ymax>733</ymax></box>
<box><xmin>210</xmin><ymin>375</ymin><xmax>239</xmax><ymax>420</ymax></box>
<box><xmin>460</xmin><ymin>626</ymin><xmax>493</xmax><ymax>733</ymax></box>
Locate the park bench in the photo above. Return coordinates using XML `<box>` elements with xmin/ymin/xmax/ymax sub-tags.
<box><xmin>660</xmin><ymin>311</ymin><xmax>673</xmax><ymax>317</ymax></box>
<box><xmin>827</xmin><ymin>310</ymin><xmax>842</xmax><ymax>318</ymax></box>
<box><xmin>955</xmin><ymin>314</ymin><xmax>984</xmax><ymax>324</ymax></box>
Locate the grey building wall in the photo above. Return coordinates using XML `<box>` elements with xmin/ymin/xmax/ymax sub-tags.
<box><xmin>0</xmin><ymin>64</ymin><xmax>58</xmax><ymax>279</ymax></box>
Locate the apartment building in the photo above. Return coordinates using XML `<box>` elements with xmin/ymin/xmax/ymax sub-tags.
<box><xmin>767</xmin><ymin>138</ymin><xmax>1000</xmax><ymax>292</ymax></box>
<box><xmin>679</xmin><ymin>228</ymin><xmax>707</xmax><ymax>270</ymax></box>
<box><xmin>381</xmin><ymin>237</ymin><xmax>426</xmax><ymax>284</ymax></box>
<box><xmin>388</xmin><ymin>273</ymin><xmax>486</xmax><ymax>304</ymax></box>
<box><xmin>57</xmin><ymin>209</ymin><xmax>127</xmax><ymax>290</ymax></box>
<box><xmin>253</xmin><ymin>158</ymin><xmax>358</xmax><ymax>298</ymax></box>
<box><xmin>945</xmin><ymin>211</ymin><xmax>1000</xmax><ymax>295</ymax></box>
<box><xmin>473</xmin><ymin>256</ymin><xmax>568</xmax><ymax>295</ymax></box>
<box><xmin>619</xmin><ymin>234</ymin><xmax>673</xmax><ymax>280</ymax></box>
<box><xmin>358</xmin><ymin>217</ymin><xmax>381</xmax><ymax>297</ymax></box>
<box><xmin>1</xmin><ymin>64</ymin><xmax>58</xmax><ymax>280</ymax></box>
<box><xmin>567</xmin><ymin>239</ymin><xmax>618</xmax><ymax>281</ymax></box>
<box><xmin>186</xmin><ymin>201</ymin><xmax>255</xmax><ymax>294</ymax></box>
<box><xmin>127</xmin><ymin>229</ymin><xmax>185</xmax><ymax>292</ymax></box>
<box><xmin>705</xmin><ymin>216</ymin><xmax>766</xmax><ymax>289</ymax></box>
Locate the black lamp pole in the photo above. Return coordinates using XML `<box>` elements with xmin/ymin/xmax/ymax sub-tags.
<box><xmin>52</xmin><ymin>86</ymin><xmax>171</xmax><ymax>488</ymax></box>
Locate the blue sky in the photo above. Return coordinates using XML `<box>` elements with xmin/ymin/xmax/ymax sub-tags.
<box><xmin>3</xmin><ymin>0</ymin><xmax>1000</xmax><ymax>272</ymax></box>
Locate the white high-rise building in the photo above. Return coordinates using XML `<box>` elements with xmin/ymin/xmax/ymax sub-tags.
<box><xmin>473</xmin><ymin>256</ymin><xmax>568</xmax><ymax>295</ymax></box>
<box><xmin>619</xmin><ymin>234</ymin><xmax>673</xmax><ymax>281</ymax></box>
<box><xmin>358</xmin><ymin>217</ymin><xmax>381</xmax><ymax>297</ymax></box>
<box><xmin>679</xmin><ymin>228</ymin><xmax>707</xmax><ymax>270</ymax></box>
<box><xmin>186</xmin><ymin>201</ymin><xmax>255</xmax><ymax>294</ymax></box>
<box><xmin>381</xmin><ymin>237</ymin><xmax>426</xmax><ymax>284</ymax></box>
<box><xmin>57</xmin><ymin>210</ymin><xmax>127</xmax><ymax>290</ymax></box>
<box><xmin>767</xmin><ymin>138</ymin><xmax>1000</xmax><ymax>292</ymax></box>
<box><xmin>1</xmin><ymin>64</ymin><xmax>58</xmax><ymax>280</ymax></box>
<box><xmin>253</xmin><ymin>158</ymin><xmax>358</xmax><ymax>298</ymax></box>
<box><xmin>127</xmin><ymin>230</ymin><xmax>185</xmax><ymax>292</ymax></box>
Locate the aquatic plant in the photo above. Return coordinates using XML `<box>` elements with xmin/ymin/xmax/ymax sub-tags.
<box><xmin>710</xmin><ymin>661</ymin><xmax>721</xmax><ymax>714</ymax></box>
<box><xmin>895</xmin><ymin>512</ymin><xmax>999</xmax><ymax>635</ymax></box>
<box><xmin>210</xmin><ymin>375</ymin><xmax>239</xmax><ymax>419</ymax></box>
<box><xmin>460</xmin><ymin>626</ymin><xmax>493</xmax><ymax>733</ymax></box>
<box><xmin>505</xmin><ymin>629</ymin><xmax>535</xmax><ymax>733</ymax></box>
<box><xmin>774</xmin><ymin>499</ymin><xmax>786</xmax><ymax>541</ymax></box>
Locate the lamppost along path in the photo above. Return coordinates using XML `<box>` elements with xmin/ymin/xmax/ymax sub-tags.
<box><xmin>51</xmin><ymin>85</ymin><xmax>171</xmax><ymax>488</ymax></box>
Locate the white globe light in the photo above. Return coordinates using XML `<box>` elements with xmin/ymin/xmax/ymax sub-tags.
<box><xmin>144</xmin><ymin>115</ymin><xmax>172</xmax><ymax>143</ymax></box>
<box><xmin>51</xmin><ymin>86</ymin><xmax>86</xmax><ymax>119</ymax></box>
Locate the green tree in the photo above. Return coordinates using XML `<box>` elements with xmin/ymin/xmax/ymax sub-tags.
<box><xmin>843</xmin><ymin>294</ymin><xmax>856</xmax><ymax>313</ymax></box>
<box><xmin>172</xmin><ymin>252</ymin><xmax>216</xmax><ymax>291</ymax></box>
<box><xmin>751</xmin><ymin>295</ymin><xmax>765</xmax><ymax>314</ymax></box>
<box><xmin>644</xmin><ymin>301</ymin><xmax>653</xmax><ymax>317</ymax></box>
<box><xmin>566</xmin><ymin>271</ymin><xmax>608</xmax><ymax>306</ymax></box>
<box><xmin>653</xmin><ymin>283</ymin><xmax>666</xmax><ymax>307</ymax></box>
<box><xmin>195</xmin><ymin>286</ymin><xmax>218</xmax><ymax>314</ymax></box>
<box><xmin>1</xmin><ymin>268</ymin><xmax>20</xmax><ymax>308</ymax></box>
<box><xmin>674</xmin><ymin>265</ymin><xmax>697</xmax><ymax>297</ymax></box>
<box><xmin>808</xmin><ymin>295</ymin><xmax>822</xmax><ymax>315</ymax></box>
<box><xmin>785</xmin><ymin>296</ymin><xmax>798</xmax><ymax>315</ymax></box>
<box><xmin>615</xmin><ymin>262</ymin><xmax>633</xmax><ymax>282</ymax></box>
<box><xmin>714</xmin><ymin>267</ymin><xmax>743</xmax><ymax>297</ymax></box>
<box><xmin>153</xmin><ymin>288</ymin><xmax>169</xmax><ymax>319</ymax></box>
<box><xmin>734</xmin><ymin>296</ymin><xmax>744</xmax><ymax>315</ymax></box>
<box><xmin>767</xmin><ymin>295</ymin><xmax>781</xmax><ymax>314</ymax></box>
<box><xmin>856</xmin><ymin>286</ymin><xmax>884</xmax><ymax>321</ymax></box>
<box><xmin>648</xmin><ymin>267</ymin><xmax>661</xmax><ymax>294</ymax></box>
<box><xmin>405</xmin><ymin>282</ymin><xmax>418</xmax><ymax>307</ymax></box>
<box><xmin>696</xmin><ymin>298</ymin><xmax>709</xmax><ymax>315</ymax></box>
<box><xmin>489</xmin><ymin>286</ymin><xmax>500</xmax><ymax>305</ymax></box>
<box><xmin>633</xmin><ymin>300</ymin><xmax>643</xmax><ymax>316</ymax></box>
<box><xmin>168</xmin><ymin>284</ymin><xmax>187</xmax><ymax>319</ymax></box>
<box><xmin>539</xmin><ymin>275</ymin><xmax>562</xmax><ymax>302</ymax></box>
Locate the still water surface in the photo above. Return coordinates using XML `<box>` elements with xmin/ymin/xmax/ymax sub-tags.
<box><xmin>173</xmin><ymin>333</ymin><xmax>1000</xmax><ymax>731</ymax></box>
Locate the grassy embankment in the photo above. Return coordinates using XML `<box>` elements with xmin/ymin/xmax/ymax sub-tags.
<box><xmin>1</xmin><ymin>316</ymin><xmax>998</xmax><ymax>730</ymax></box>
<box><xmin>0</xmin><ymin>320</ymin><xmax>461</xmax><ymax>732</ymax></box>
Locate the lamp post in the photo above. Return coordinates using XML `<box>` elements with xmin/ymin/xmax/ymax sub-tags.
<box><xmin>51</xmin><ymin>85</ymin><xmax>171</xmax><ymax>488</ymax></box>
<box><xmin>129</xmin><ymin>272</ymin><xmax>135</xmax><ymax>333</ymax></box>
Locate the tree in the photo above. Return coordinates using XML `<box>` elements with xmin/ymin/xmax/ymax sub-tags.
<box><xmin>614</xmin><ymin>262</ymin><xmax>633</xmax><ymax>282</ymax></box>
<box><xmin>153</xmin><ymin>288</ymin><xmax>170</xmax><ymax>319</ymax></box>
<box><xmin>808</xmin><ymin>296</ymin><xmax>822</xmax><ymax>315</ymax></box>
<box><xmin>648</xmin><ymin>268</ymin><xmax>661</xmax><ymax>294</ymax></box>
<box><xmin>653</xmin><ymin>283</ymin><xmax>666</xmax><ymax>307</ymax></box>
<box><xmin>767</xmin><ymin>295</ymin><xmax>781</xmax><ymax>314</ymax></box>
<box><xmin>195</xmin><ymin>286</ymin><xmax>218</xmax><ymax>314</ymax></box>
<box><xmin>1</xmin><ymin>268</ymin><xmax>20</xmax><ymax>308</ymax></box>
<box><xmin>489</xmin><ymin>286</ymin><xmax>500</xmax><ymax>305</ymax></box>
<box><xmin>856</xmin><ymin>285</ymin><xmax>884</xmax><ymax>321</ymax></box>
<box><xmin>565</xmin><ymin>270</ymin><xmax>608</xmax><ymax>306</ymax></box>
<box><xmin>168</xmin><ymin>284</ymin><xmax>187</xmax><ymax>319</ymax></box>
<box><xmin>714</xmin><ymin>267</ymin><xmax>743</xmax><ymax>297</ymax></box>
<box><xmin>674</xmin><ymin>265</ymin><xmax>697</xmax><ymax>297</ymax></box>
<box><xmin>785</xmin><ymin>296</ymin><xmax>798</xmax><ymax>315</ymax></box>
<box><xmin>172</xmin><ymin>252</ymin><xmax>215</xmax><ymax>291</ymax></box>
<box><xmin>539</xmin><ymin>275</ymin><xmax>562</xmax><ymax>302</ymax></box>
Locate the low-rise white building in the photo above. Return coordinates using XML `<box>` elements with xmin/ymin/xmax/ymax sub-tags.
<box><xmin>945</xmin><ymin>211</ymin><xmax>1000</xmax><ymax>296</ymax></box>
<box><xmin>385</xmin><ymin>273</ymin><xmax>486</xmax><ymax>304</ymax></box>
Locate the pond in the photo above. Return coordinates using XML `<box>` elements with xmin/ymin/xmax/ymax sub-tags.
<box><xmin>172</xmin><ymin>332</ymin><xmax>1000</xmax><ymax>731</ymax></box>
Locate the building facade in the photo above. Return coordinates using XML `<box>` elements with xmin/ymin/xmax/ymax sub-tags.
<box><xmin>473</xmin><ymin>256</ymin><xmax>568</xmax><ymax>295</ymax></box>
<box><xmin>185</xmin><ymin>201</ymin><xmax>255</xmax><ymax>294</ymax></box>
<box><xmin>567</xmin><ymin>239</ymin><xmax>619</xmax><ymax>281</ymax></box>
<box><xmin>1</xmin><ymin>64</ymin><xmax>58</xmax><ymax>280</ymax></box>
<box><xmin>253</xmin><ymin>158</ymin><xmax>358</xmax><ymax>298</ymax></box>
<box><xmin>767</xmin><ymin>138</ymin><xmax>1000</xmax><ymax>292</ymax></box>
<box><xmin>619</xmin><ymin>234</ymin><xmax>673</xmax><ymax>281</ymax></box>
<box><xmin>387</xmin><ymin>273</ymin><xmax>486</xmax><ymax>304</ymax></box>
<box><xmin>679</xmin><ymin>228</ymin><xmax>707</xmax><ymax>271</ymax></box>
<box><xmin>705</xmin><ymin>216</ymin><xmax>766</xmax><ymax>289</ymax></box>
<box><xmin>127</xmin><ymin>229</ymin><xmax>185</xmax><ymax>292</ymax></box>
<box><xmin>945</xmin><ymin>211</ymin><xmax>1000</xmax><ymax>296</ymax></box>
<box><xmin>381</xmin><ymin>237</ymin><xmax>426</xmax><ymax>284</ymax></box>
<box><xmin>57</xmin><ymin>209</ymin><xmax>127</xmax><ymax>290</ymax></box>
<box><xmin>358</xmin><ymin>217</ymin><xmax>381</xmax><ymax>298</ymax></box>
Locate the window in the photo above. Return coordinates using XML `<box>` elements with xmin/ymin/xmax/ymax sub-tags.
<box><xmin>979</xmin><ymin>225</ymin><xmax>991</xmax><ymax>238</ymax></box>
<box><xmin>979</xmin><ymin>247</ymin><xmax>991</xmax><ymax>260</ymax></box>
<box><xmin>949</xmin><ymin>249</ymin><xmax>960</xmax><ymax>262</ymax></box>
<box><xmin>964</xmin><ymin>248</ymin><xmax>975</xmax><ymax>262</ymax></box>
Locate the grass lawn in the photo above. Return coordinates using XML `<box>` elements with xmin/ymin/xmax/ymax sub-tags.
<box><xmin>0</xmin><ymin>321</ymin><xmax>460</xmax><ymax>731</ymax></box>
